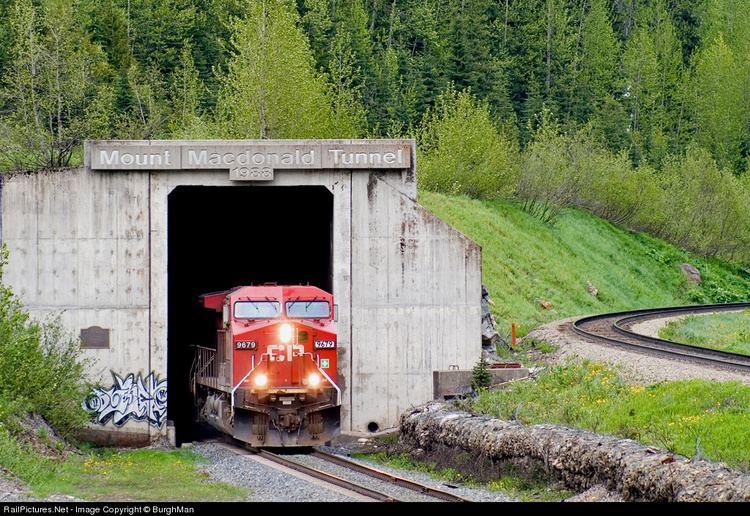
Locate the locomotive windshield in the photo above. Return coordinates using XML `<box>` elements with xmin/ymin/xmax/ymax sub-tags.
<box><xmin>234</xmin><ymin>300</ymin><xmax>280</xmax><ymax>319</ymax></box>
<box><xmin>286</xmin><ymin>300</ymin><xmax>331</xmax><ymax>318</ymax></box>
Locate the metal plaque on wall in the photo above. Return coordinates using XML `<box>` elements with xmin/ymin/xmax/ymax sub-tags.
<box><xmin>80</xmin><ymin>326</ymin><xmax>110</xmax><ymax>349</ymax></box>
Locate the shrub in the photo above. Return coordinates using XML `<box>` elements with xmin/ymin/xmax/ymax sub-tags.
<box><xmin>0</xmin><ymin>246</ymin><xmax>90</xmax><ymax>437</ymax></box>
<box><xmin>417</xmin><ymin>87</ymin><xmax>519</xmax><ymax>199</ymax></box>
<box><xmin>653</xmin><ymin>149</ymin><xmax>750</xmax><ymax>263</ymax></box>
<box><xmin>516</xmin><ymin>117</ymin><xmax>577</xmax><ymax>224</ymax></box>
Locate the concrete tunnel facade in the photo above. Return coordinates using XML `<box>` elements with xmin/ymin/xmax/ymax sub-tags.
<box><xmin>0</xmin><ymin>139</ymin><xmax>481</xmax><ymax>445</ymax></box>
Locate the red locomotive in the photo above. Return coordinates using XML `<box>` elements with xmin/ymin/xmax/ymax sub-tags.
<box><xmin>190</xmin><ymin>285</ymin><xmax>340</xmax><ymax>446</ymax></box>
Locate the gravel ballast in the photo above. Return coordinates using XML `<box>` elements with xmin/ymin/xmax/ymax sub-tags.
<box><xmin>192</xmin><ymin>442</ymin><xmax>358</xmax><ymax>502</ymax></box>
<box><xmin>316</xmin><ymin>447</ymin><xmax>516</xmax><ymax>502</ymax></box>
<box><xmin>192</xmin><ymin>441</ymin><xmax>515</xmax><ymax>502</ymax></box>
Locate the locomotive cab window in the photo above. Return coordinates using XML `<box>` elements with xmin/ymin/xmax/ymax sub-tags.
<box><xmin>286</xmin><ymin>300</ymin><xmax>331</xmax><ymax>318</ymax></box>
<box><xmin>234</xmin><ymin>300</ymin><xmax>280</xmax><ymax>319</ymax></box>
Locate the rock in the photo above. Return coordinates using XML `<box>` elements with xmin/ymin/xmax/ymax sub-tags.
<box><xmin>481</xmin><ymin>348</ymin><xmax>503</xmax><ymax>363</ymax></box>
<box><xmin>586</xmin><ymin>281</ymin><xmax>598</xmax><ymax>298</ymax></box>
<box><xmin>410</xmin><ymin>448</ymin><xmax>426</xmax><ymax>460</ymax></box>
<box><xmin>399</xmin><ymin>402</ymin><xmax>750</xmax><ymax>502</ymax></box>
<box><xmin>481</xmin><ymin>285</ymin><xmax>500</xmax><ymax>346</ymax></box>
<box><xmin>539</xmin><ymin>299</ymin><xmax>553</xmax><ymax>310</ymax></box>
<box><xmin>565</xmin><ymin>485</ymin><xmax>624</xmax><ymax>502</ymax></box>
<box><xmin>680</xmin><ymin>263</ymin><xmax>702</xmax><ymax>284</ymax></box>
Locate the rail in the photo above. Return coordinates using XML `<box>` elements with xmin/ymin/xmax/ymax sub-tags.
<box><xmin>572</xmin><ymin>302</ymin><xmax>750</xmax><ymax>372</ymax></box>
<box><xmin>215</xmin><ymin>439</ymin><xmax>472</xmax><ymax>502</ymax></box>
<box><xmin>311</xmin><ymin>450</ymin><xmax>469</xmax><ymax>502</ymax></box>
<box><xmin>252</xmin><ymin>449</ymin><xmax>397</xmax><ymax>502</ymax></box>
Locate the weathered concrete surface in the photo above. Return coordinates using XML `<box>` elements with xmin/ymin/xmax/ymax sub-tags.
<box><xmin>350</xmin><ymin>173</ymin><xmax>481</xmax><ymax>431</ymax></box>
<box><xmin>432</xmin><ymin>369</ymin><xmax>529</xmax><ymax>399</ymax></box>
<box><xmin>0</xmin><ymin>139</ymin><xmax>482</xmax><ymax>441</ymax></box>
<box><xmin>1</xmin><ymin>168</ymin><xmax>153</xmax><ymax>440</ymax></box>
<box><xmin>400</xmin><ymin>402</ymin><xmax>750</xmax><ymax>502</ymax></box>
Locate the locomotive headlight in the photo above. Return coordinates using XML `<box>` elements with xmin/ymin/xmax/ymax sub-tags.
<box><xmin>307</xmin><ymin>372</ymin><xmax>321</xmax><ymax>387</ymax></box>
<box><xmin>254</xmin><ymin>373</ymin><xmax>268</xmax><ymax>388</ymax></box>
<box><xmin>279</xmin><ymin>323</ymin><xmax>293</xmax><ymax>343</ymax></box>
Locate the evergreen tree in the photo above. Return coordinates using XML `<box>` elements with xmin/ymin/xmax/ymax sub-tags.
<box><xmin>127</xmin><ymin>0</ymin><xmax>199</xmax><ymax>77</ymax></box>
<box><xmin>689</xmin><ymin>35</ymin><xmax>749</xmax><ymax>172</ymax></box>
<box><xmin>471</xmin><ymin>354</ymin><xmax>492</xmax><ymax>392</ymax></box>
<box><xmin>329</xmin><ymin>0</ymin><xmax>373</xmax><ymax>130</ymax></box>
<box><xmin>670</xmin><ymin>0</ymin><xmax>707</xmax><ymax>64</ymax></box>
<box><xmin>649</xmin><ymin>0</ymin><xmax>685</xmax><ymax>163</ymax></box>
<box><xmin>80</xmin><ymin>0</ymin><xmax>131</xmax><ymax>72</ymax></box>
<box><xmin>300</xmin><ymin>0</ymin><xmax>333</xmax><ymax>69</ymax></box>
<box><xmin>574</xmin><ymin>0</ymin><xmax>620</xmax><ymax>124</ymax></box>
<box><xmin>505</xmin><ymin>0</ymin><xmax>548</xmax><ymax>141</ymax></box>
<box><xmin>214</xmin><ymin>0</ymin><xmax>360</xmax><ymax>139</ymax></box>
<box><xmin>622</xmin><ymin>28</ymin><xmax>659</xmax><ymax>164</ymax></box>
<box><xmin>701</xmin><ymin>0</ymin><xmax>750</xmax><ymax>56</ymax></box>
<box><xmin>541</xmin><ymin>0</ymin><xmax>575</xmax><ymax>113</ymax></box>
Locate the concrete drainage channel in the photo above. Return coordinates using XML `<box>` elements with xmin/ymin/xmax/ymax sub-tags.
<box><xmin>400</xmin><ymin>402</ymin><xmax>750</xmax><ymax>502</ymax></box>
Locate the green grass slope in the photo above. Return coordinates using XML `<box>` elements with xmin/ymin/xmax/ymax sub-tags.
<box><xmin>419</xmin><ymin>190</ymin><xmax>750</xmax><ymax>336</ymax></box>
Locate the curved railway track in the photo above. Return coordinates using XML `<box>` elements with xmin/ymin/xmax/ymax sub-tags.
<box><xmin>572</xmin><ymin>302</ymin><xmax>750</xmax><ymax>372</ymax></box>
<box><xmin>218</xmin><ymin>439</ymin><xmax>470</xmax><ymax>502</ymax></box>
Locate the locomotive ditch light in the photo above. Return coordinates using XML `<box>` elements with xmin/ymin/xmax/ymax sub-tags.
<box><xmin>254</xmin><ymin>373</ymin><xmax>268</xmax><ymax>388</ymax></box>
<box><xmin>306</xmin><ymin>372</ymin><xmax>321</xmax><ymax>387</ymax></box>
<box><xmin>279</xmin><ymin>323</ymin><xmax>293</xmax><ymax>343</ymax></box>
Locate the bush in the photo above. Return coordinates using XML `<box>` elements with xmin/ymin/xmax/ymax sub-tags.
<box><xmin>417</xmin><ymin>87</ymin><xmax>519</xmax><ymax>199</ymax></box>
<box><xmin>510</xmin><ymin>113</ymin><xmax>750</xmax><ymax>265</ymax></box>
<box><xmin>0</xmin><ymin>246</ymin><xmax>90</xmax><ymax>437</ymax></box>
<box><xmin>515</xmin><ymin>113</ymin><xmax>578</xmax><ymax>224</ymax></box>
<box><xmin>652</xmin><ymin>149</ymin><xmax>750</xmax><ymax>262</ymax></box>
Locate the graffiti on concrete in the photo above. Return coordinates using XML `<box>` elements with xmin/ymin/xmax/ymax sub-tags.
<box><xmin>84</xmin><ymin>371</ymin><xmax>168</xmax><ymax>427</ymax></box>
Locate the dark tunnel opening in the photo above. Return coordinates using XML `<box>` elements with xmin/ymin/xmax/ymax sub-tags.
<box><xmin>167</xmin><ymin>185</ymin><xmax>333</xmax><ymax>444</ymax></box>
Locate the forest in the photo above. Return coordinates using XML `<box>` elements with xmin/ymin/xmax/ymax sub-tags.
<box><xmin>1</xmin><ymin>0</ymin><xmax>749</xmax><ymax>264</ymax></box>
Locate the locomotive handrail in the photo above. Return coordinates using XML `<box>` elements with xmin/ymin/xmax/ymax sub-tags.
<box><xmin>195</xmin><ymin>347</ymin><xmax>216</xmax><ymax>378</ymax></box>
<box><xmin>317</xmin><ymin>366</ymin><xmax>341</xmax><ymax>406</ymax></box>
<box><xmin>231</xmin><ymin>358</ymin><xmax>264</xmax><ymax>410</ymax></box>
<box><xmin>306</xmin><ymin>352</ymin><xmax>342</xmax><ymax>406</ymax></box>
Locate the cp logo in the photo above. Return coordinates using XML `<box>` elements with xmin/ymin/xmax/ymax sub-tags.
<box><xmin>267</xmin><ymin>343</ymin><xmax>304</xmax><ymax>362</ymax></box>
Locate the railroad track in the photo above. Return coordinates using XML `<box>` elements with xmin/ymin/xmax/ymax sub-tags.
<box><xmin>572</xmin><ymin>302</ymin><xmax>750</xmax><ymax>372</ymax></box>
<box><xmin>218</xmin><ymin>439</ymin><xmax>470</xmax><ymax>502</ymax></box>
<box><xmin>310</xmin><ymin>449</ymin><xmax>468</xmax><ymax>502</ymax></box>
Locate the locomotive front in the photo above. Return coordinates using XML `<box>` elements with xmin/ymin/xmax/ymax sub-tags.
<box><xmin>193</xmin><ymin>285</ymin><xmax>340</xmax><ymax>447</ymax></box>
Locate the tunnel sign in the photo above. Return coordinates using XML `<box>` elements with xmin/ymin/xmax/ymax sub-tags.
<box><xmin>87</xmin><ymin>140</ymin><xmax>413</xmax><ymax>180</ymax></box>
